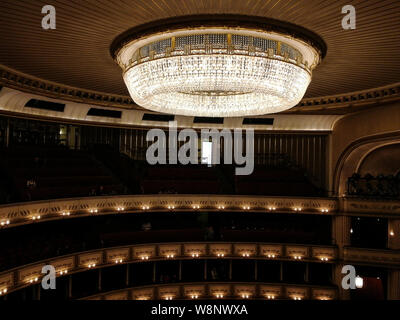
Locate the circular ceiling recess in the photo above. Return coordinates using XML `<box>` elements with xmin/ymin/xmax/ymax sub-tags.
<box><xmin>111</xmin><ymin>15</ymin><xmax>326</xmax><ymax>117</ymax></box>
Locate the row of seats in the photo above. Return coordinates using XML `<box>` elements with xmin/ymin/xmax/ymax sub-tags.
<box><xmin>0</xmin><ymin>146</ymin><xmax>124</xmax><ymax>201</ymax></box>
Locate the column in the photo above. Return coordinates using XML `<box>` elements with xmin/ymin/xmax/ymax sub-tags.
<box><xmin>332</xmin><ymin>264</ymin><xmax>351</xmax><ymax>300</ymax></box>
<box><xmin>332</xmin><ymin>215</ymin><xmax>351</xmax><ymax>300</ymax></box>
<box><xmin>97</xmin><ymin>269</ymin><xmax>102</xmax><ymax>292</ymax></box>
<box><xmin>126</xmin><ymin>264</ymin><xmax>130</xmax><ymax>287</ymax></box>
<box><xmin>332</xmin><ymin>215</ymin><xmax>351</xmax><ymax>258</ymax></box>
<box><xmin>387</xmin><ymin>270</ymin><xmax>400</xmax><ymax>300</ymax></box>
<box><xmin>68</xmin><ymin>275</ymin><xmax>72</xmax><ymax>299</ymax></box>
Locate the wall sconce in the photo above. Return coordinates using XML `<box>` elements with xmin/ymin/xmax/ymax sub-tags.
<box><xmin>355</xmin><ymin>276</ymin><xmax>364</xmax><ymax>289</ymax></box>
<box><xmin>28</xmin><ymin>277</ymin><xmax>39</xmax><ymax>283</ymax></box>
<box><xmin>0</xmin><ymin>220</ymin><xmax>10</xmax><ymax>226</ymax></box>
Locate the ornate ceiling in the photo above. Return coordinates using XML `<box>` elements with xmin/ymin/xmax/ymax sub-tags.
<box><xmin>0</xmin><ymin>0</ymin><xmax>399</xmax><ymax>102</ymax></box>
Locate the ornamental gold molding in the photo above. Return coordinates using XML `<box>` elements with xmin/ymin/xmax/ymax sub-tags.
<box><xmin>0</xmin><ymin>195</ymin><xmax>338</xmax><ymax>228</ymax></box>
<box><xmin>1</xmin><ymin>65</ymin><xmax>399</xmax><ymax>114</ymax></box>
<box><xmin>86</xmin><ymin>282</ymin><xmax>336</xmax><ymax>300</ymax></box>
<box><xmin>1</xmin><ymin>195</ymin><xmax>400</xmax><ymax>230</ymax></box>
<box><xmin>0</xmin><ymin>242</ymin><xmax>338</xmax><ymax>296</ymax></box>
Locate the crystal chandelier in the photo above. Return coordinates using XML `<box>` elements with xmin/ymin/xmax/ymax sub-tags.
<box><xmin>112</xmin><ymin>16</ymin><xmax>325</xmax><ymax>117</ymax></box>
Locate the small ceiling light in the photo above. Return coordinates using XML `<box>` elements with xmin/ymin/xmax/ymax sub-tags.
<box><xmin>215</xmin><ymin>293</ymin><xmax>224</xmax><ymax>299</ymax></box>
<box><xmin>294</xmin><ymin>208</ymin><xmax>302</xmax><ymax>212</ymax></box>
<box><xmin>218</xmin><ymin>205</ymin><xmax>225</xmax><ymax>210</ymax></box>
<box><xmin>320</xmin><ymin>257</ymin><xmax>329</xmax><ymax>262</ymax></box>
<box><xmin>321</xmin><ymin>209</ymin><xmax>329</xmax><ymax>213</ymax></box>
<box><xmin>266</xmin><ymin>295</ymin><xmax>275</xmax><ymax>300</ymax></box>
<box><xmin>350</xmin><ymin>228</ymin><xmax>354</xmax><ymax>234</ymax></box>
<box><xmin>141</xmin><ymin>255</ymin><xmax>149</xmax><ymax>260</ymax></box>
<box><xmin>266</xmin><ymin>254</ymin><xmax>276</xmax><ymax>258</ymax></box>
<box><xmin>117</xmin><ymin>207</ymin><xmax>125</xmax><ymax>211</ymax></box>
<box><xmin>167</xmin><ymin>205</ymin><xmax>175</xmax><ymax>210</ymax></box>
<box><xmin>390</xmin><ymin>231</ymin><xmax>395</xmax><ymax>237</ymax></box>
<box><xmin>241</xmin><ymin>294</ymin><xmax>250</xmax><ymax>299</ymax></box>
<box><xmin>268</xmin><ymin>207</ymin><xmax>276</xmax><ymax>211</ymax></box>
<box><xmin>217</xmin><ymin>253</ymin><xmax>225</xmax><ymax>258</ymax></box>
<box><xmin>190</xmin><ymin>294</ymin><xmax>199</xmax><ymax>299</ymax></box>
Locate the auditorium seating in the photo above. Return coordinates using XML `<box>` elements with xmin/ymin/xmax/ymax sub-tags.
<box><xmin>140</xmin><ymin>165</ymin><xmax>222</xmax><ymax>194</ymax></box>
<box><xmin>0</xmin><ymin>146</ymin><xmax>124</xmax><ymax>201</ymax></box>
<box><xmin>234</xmin><ymin>166</ymin><xmax>320</xmax><ymax>196</ymax></box>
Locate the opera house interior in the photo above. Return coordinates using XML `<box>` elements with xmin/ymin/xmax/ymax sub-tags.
<box><xmin>0</xmin><ymin>0</ymin><xmax>399</xmax><ymax>304</ymax></box>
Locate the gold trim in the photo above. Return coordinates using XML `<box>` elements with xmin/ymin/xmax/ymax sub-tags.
<box><xmin>123</xmin><ymin>32</ymin><xmax>309</xmax><ymax>73</ymax></box>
